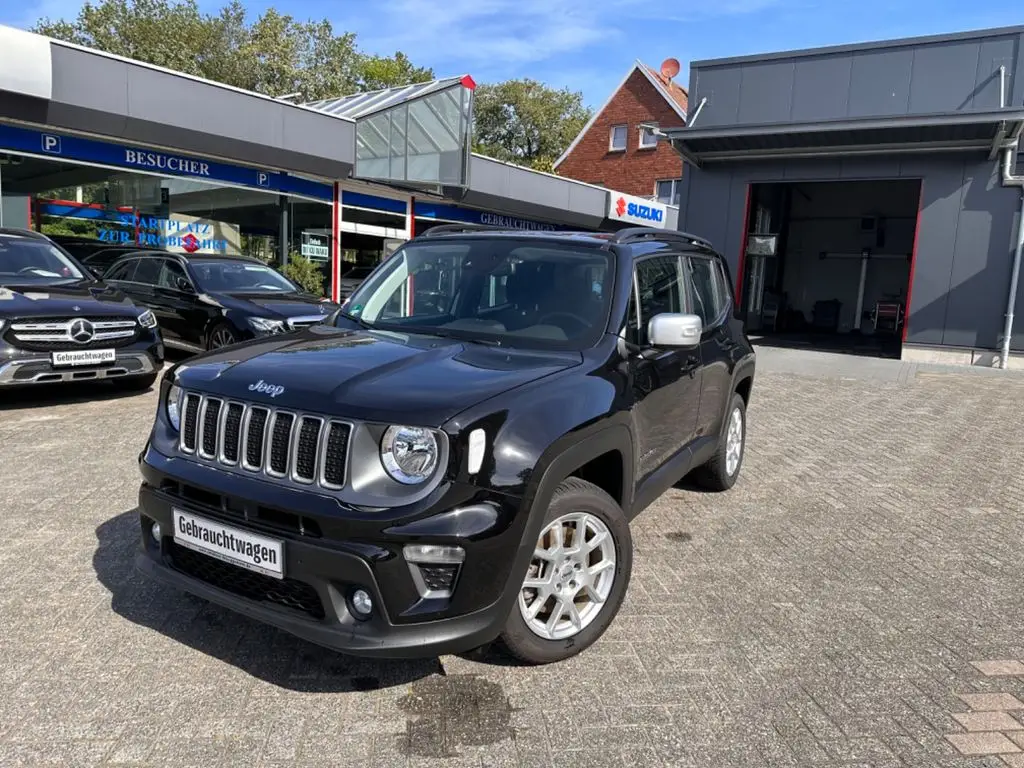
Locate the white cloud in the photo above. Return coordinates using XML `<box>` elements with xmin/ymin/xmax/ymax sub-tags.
<box><xmin>340</xmin><ymin>0</ymin><xmax>796</xmax><ymax>82</ymax></box>
<box><xmin>343</xmin><ymin>0</ymin><xmax>617</xmax><ymax>70</ymax></box>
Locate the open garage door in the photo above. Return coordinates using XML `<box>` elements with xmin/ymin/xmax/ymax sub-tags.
<box><xmin>739</xmin><ymin>179</ymin><xmax>921</xmax><ymax>359</ymax></box>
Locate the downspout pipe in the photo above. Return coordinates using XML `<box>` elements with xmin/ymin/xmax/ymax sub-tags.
<box><xmin>999</xmin><ymin>146</ymin><xmax>1024</xmax><ymax>369</ymax></box>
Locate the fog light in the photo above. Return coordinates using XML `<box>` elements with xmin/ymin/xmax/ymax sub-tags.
<box><xmin>403</xmin><ymin>543</ymin><xmax>465</xmax><ymax>565</ymax></box>
<box><xmin>151</xmin><ymin>522</ymin><xmax>162</xmax><ymax>542</ymax></box>
<box><xmin>351</xmin><ymin>589</ymin><xmax>373</xmax><ymax>617</ymax></box>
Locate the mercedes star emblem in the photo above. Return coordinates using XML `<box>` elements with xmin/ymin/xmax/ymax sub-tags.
<box><xmin>69</xmin><ymin>318</ymin><xmax>95</xmax><ymax>344</ymax></box>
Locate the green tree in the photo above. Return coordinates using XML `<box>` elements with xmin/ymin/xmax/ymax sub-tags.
<box><xmin>33</xmin><ymin>0</ymin><xmax>433</xmax><ymax>102</ymax></box>
<box><xmin>472</xmin><ymin>79</ymin><xmax>592</xmax><ymax>172</ymax></box>
<box><xmin>357</xmin><ymin>52</ymin><xmax>433</xmax><ymax>91</ymax></box>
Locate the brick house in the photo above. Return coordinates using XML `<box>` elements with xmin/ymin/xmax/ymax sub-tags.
<box><xmin>553</xmin><ymin>60</ymin><xmax>689</xmax><ymax>205</ymax></box>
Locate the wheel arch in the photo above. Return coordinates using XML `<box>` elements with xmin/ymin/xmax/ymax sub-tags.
<box><xmin>494</xmin><ymin>422</ymin><xmax>635</xmax><ymax>614</ymax></box>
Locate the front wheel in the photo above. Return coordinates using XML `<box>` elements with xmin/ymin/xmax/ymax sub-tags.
<box><xmin>498</xmin><ymin>477</ymin><xmax>632</xmax><ymax>665</ymax></box>
<box><xmin>207</xmin><ymin>322</ymin><xmax>239</xmax><ymax>350</ymax></box>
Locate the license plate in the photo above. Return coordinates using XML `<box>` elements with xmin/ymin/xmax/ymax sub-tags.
<box><xmin>172</xmin><ymin>508</ymin><xmax>285</xmax><ymax>579</ymax></box>
<box><xmin>51</xmin><ymin>349</ymin><xmax>116</xmax><ymax>367</ymax></box>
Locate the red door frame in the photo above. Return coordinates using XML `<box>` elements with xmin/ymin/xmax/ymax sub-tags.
<box><xmin>902</xmin><ymin>180</ymin><xmax>925</xmax><ymax>343</ymax></box>
<box><xmin>330</xmin><ymin>181</ymin><xmax>341</xmax><ymax>303</ymax></box>
<box><xmin>733</xmin><ymin>178</ymin><xmax>923</xmax><ymax>342</ymax></box>
<box><xmin>734</xmin><ymin>184</ymin><xmax>753</xmax><ymax>306</ymax></box>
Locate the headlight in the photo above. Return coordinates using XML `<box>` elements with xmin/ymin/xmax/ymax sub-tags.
<box><xmin>137</xmin><ymin>309</ymin><xmax>158</xmax><ymax>329</ymax></box>
<box><xmin>247</xmin><ymin>317</ymin><xmax>286</xmax><ymax>334</ymax></box>
<box><xmin>380</xmin><ymin>425</ymin><xmax>439</xmax><ymax>484</ymax></box>
<box><xmin>166</xmin><ymin>383</ymin><xmax>182</xmax><ymax>431</ymax></box>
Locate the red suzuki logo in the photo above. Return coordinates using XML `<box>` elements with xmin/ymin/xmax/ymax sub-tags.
<box><xmin>615</xmin><ymin>196</ymin><xmax>627</xmax><ymax>217</ymax></box>
<box><xmin>181</xmin><ymin>233</ymin><xmax>200</xmax><ymax>253</ymax></box>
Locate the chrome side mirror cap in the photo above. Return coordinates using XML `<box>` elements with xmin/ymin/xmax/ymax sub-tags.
<box><xmin>648</xmin><ymin>313</ymin><xmax>702</xmax><ymax>349</ymax></box>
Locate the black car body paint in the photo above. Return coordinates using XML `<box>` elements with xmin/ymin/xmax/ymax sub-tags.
<box><xmin>135</xmin><ymin>227</ymin><xmax>756</xmax><ymax>659</ymax></box>
<box><xmin>0</xmin><ymin>229</ymin><xmax>164</xmax><ymax>389</ymax></box>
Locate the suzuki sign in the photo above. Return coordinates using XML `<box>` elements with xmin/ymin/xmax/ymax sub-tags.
<box><xmin>606</xmin><ymin>192</ymin><xmax>668</xmax><ymax>229</ymax></box>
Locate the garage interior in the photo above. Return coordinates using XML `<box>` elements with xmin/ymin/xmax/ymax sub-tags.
<box><xmin>740</xmin><ymin>178</ymin><xmax>921</xmax><ymax>358</ymax></box>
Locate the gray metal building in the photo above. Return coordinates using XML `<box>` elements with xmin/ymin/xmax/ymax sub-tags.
<box><xmin>664</xmin><ymin>25</ymin><xmax>1024</xmax><ymax>368</ymax></box>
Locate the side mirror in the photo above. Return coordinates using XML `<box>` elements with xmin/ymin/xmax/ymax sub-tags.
<box><xmin>176</xmin><ymin>277</ymin><xmax>195</xmax><ymax>293</ymax></box>
<box><xmin>648</xmin><ymin>313</ymin><xmax>702</xmax><ymax>349</ymax></box>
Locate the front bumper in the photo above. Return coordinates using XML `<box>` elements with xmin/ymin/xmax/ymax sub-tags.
<box><xmin>135</xmin><ymin>446</ymin><xmax>528</xmax><ymax>658</ymax></box>
<box><xmin>0</xmin><ymin>339</ymin><xmax>164</xmax><ymax>387</ymax></box>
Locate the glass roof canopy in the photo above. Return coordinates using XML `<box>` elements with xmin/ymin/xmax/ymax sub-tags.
<box><xmin>306</xmin><ymin>76</ymin><xmax>475</xmax><ymax>192</ymax></box>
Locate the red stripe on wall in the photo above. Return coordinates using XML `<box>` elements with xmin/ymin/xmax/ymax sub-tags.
<box><xmin>331</xmin><ymin>181</ymin><xmax>341</xmax><ymax>303</ymax></box>
<box><xmin>902</xmin><ymin>180</ymin><xmax>925</xmax><ymax>343</ymax></box>
<box><xmin>734</xmin><ymin>184</ymin><xmax>753</xmax><ymax>306</ymax></box>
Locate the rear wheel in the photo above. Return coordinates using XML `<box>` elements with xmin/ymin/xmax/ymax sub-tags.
<box><xmin>498</xmin><ymin>477</ymin><xmax>632</xmax><ymax>665</ymax></box>
<box><xmin>692</xmin><ymin>392</ymin><xmax>747</xmax><ymax>491</ymax></box>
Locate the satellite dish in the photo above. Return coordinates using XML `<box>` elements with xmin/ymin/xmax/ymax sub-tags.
<box><xmin>660</xmin><ymin>58</ymin><xmax>681</xmax><ymax>80</ymax></box>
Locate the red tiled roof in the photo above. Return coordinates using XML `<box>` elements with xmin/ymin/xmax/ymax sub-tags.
<box><xmin>640</xmin><ymin>62</ymin><xmax>689</xmax><ymax>116</ymax></box>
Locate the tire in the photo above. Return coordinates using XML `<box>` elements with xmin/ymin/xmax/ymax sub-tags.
<box><xmin>498</xmin><ymin>477</ymin><xmax>632</xmax><ymax>665</ymax></box>
<box><xmin>692</xmin><ymin>392</ymin><xmax>747</xmax><ymax>492</ymax></box>
<box><xmin>112</xmin><ymin>372</ymin><xmax>159</xmax><ymax>392</ymax></box>
<box><xmin>207</xmin><ymin>322</ymin><xmax>239</xmax><ymax>351</ymax></box>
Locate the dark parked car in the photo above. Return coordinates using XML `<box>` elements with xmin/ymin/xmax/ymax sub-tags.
<box><xmin>0</xmin><ymin>228</ymin><xmax>164</xmax><ymax>390</ymax></box>
<box><xmin>46</xmin><ymin>235</ymin><xmax>165</xmax><ymax>277</ymax></box>
<box><xmin>134</xmin><ymin>225</ymin><xmax>755</xmax><ymax>665</ymax></box>
<box><xmin>101</xmin><ymin>252</ymin><xmax>339</xmax><ymax>354</ymax></box>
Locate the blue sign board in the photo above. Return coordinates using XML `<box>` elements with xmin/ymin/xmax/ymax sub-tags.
<box><xmin>342</xmin><ymin>190</ymin><xmax>407</xmax><ymax>214</ymax></box>
<box><xmin>413</xmin><ymin>201</ymin><xmax>577</xmax><ymax>232</ymax></box>
<box><xmin>0</xmin><ymin>123</ymin><xmax>333</xmax><ymax>201</ymax></box>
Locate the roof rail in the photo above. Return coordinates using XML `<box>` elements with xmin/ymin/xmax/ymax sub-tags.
<box><xmin>0</xmin><ymin>227</ymin><xmax>50</xmax><ymax>241</ymax></box>
<box><xmin>418</xmin><ymin>223</ymin><xmax>502</xmax><ymax>237</ymax></box>
<box><xmin>610</xmin><ymin>227</ymin><xmax>713</xmax><ymax>250</ymax></box>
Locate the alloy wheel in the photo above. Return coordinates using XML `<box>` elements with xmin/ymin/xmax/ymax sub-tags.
<box><xmin>210</xmin><ymin>328</ymin><xmax>236</xmax><ymax>349</ymax></box>
<box><xmin>725</xmin><ymin>406</ymin><xmax>744</xmax><ymax>476</ymax></box>
<box><xmin>518</xmin><ymin>512</ymin><xmax>616</xmax><ymax>641</ymax></box>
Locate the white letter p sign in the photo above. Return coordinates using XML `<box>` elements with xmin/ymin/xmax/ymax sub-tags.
<box><xmin>257</xmin><ymin>172</ymin><xmax>270</xmax><ymax>188</ymax></box>
<box><xmin>41</xmin><ymin>134</ymin><xmax>61</xmax><ymax>154</ymax></box>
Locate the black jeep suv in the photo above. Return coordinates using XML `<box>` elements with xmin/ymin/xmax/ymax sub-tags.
<box><xmin>0</xmin><ymin>228</ymin><xmax>164</xmax><ymax>391</ymax></box>
<box><xmin>135</xmin><ymin>225</ymin><xmax>755</xmax><ymax>664</ymax></box>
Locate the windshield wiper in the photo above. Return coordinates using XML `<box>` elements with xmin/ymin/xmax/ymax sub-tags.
<box><xmin>416</xmin><ymin>328</ymin><xmax>502</xmax><ymax>347</ymax></box>
<box><xmin>336</xmin><ymin>310</ymin><xmax>372</xmax><ymax>329</ymax></box>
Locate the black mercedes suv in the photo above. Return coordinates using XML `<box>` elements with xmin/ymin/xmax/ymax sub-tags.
<box><xmin>0</xmin><ymin>228</ymin><xmax>164</xmax><ymax>391</ymax></box>
<box><xmin>101</xmin><ymin>252</ymin><xmax>338</xmax><ymax>354</ymax></box>
<box><xmin>135</xmin><ymin>225</ymin><xmax>755</xmax><ymax>664</ymax></box>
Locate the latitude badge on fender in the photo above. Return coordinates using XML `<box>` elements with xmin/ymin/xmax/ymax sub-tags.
<box><xmin>70</xmin><ymin>318</ymin><xmax>95</xmax><ymax>343</ymax></box>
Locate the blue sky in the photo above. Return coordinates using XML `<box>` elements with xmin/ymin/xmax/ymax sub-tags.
<box><xmin>4</xmin><ymin>0</ymin><xmax>1023</xmax><ymax>108</ymax></box>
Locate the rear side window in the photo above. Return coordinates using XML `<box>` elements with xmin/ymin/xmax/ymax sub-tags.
<box><xmin>687</xmin><ymin>256</ymin><xmax>726</xmax><ymax>326</ymax></box>
<box><xmin>104</xmin><ymin>259</ymin><xmax>138</xmax><ymax>282</ymax></box>
<box><xmin>132</xmin><ymin>258</ymin><xmax>162</xmax><ymax>285</ymax></box>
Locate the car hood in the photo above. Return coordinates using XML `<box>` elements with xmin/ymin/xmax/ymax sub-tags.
<box><xmin>0</xmin><ymin>281</ymin><xmax>140</xmax><ymax>318</ymax></box>
<box><xmin>213</xmin><ymin>291</ymin><xmax>336</xmax><ymax>319</ymax></box>
<box><xmin>173</xmin><ymin>325</ymin><xmax>581</xmax><ymax>426</ymax></box>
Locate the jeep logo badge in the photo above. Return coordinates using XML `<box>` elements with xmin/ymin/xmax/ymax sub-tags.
<box><xmin>249</xmin><ymin>379</ymin><xmax>285</xmax><ymax>398</ymax></box>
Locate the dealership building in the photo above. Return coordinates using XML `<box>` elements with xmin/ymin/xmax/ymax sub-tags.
<box><xmin>665</xmin><ymin>25</ymin><xmax>1024</xmax><ymax>368</ymax></box>
<box><xmin>0</xmin><ymin>24</ymin><xmax>676</xmax><ymax>302</ymax></box>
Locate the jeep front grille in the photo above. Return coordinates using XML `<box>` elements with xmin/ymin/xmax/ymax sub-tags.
<box><xmin>179</xmin><ymin>392</ymin><xmax>351</xmax><ymax>490</ymax></box>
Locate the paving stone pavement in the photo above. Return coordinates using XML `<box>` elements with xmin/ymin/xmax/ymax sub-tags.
<box><xmin>2</xmin><ymin>349</ymin><xmax>1024</xmax><ymax>767</ymax></box>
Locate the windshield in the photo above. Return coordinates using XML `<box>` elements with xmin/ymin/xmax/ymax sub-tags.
<box><xmin>189</xmin><ymin>260</ymin><xmax>298</xmax><ymax>293</ymax></box>
<box><xmin>338</xmin><ymin>238</ymin><xmax>613</xmax><ymax>350</ymax></box>
<box><xmin>0</xmin><ymin>236</ymin><xmax>86</xmax><ymax>284</ymax></box>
